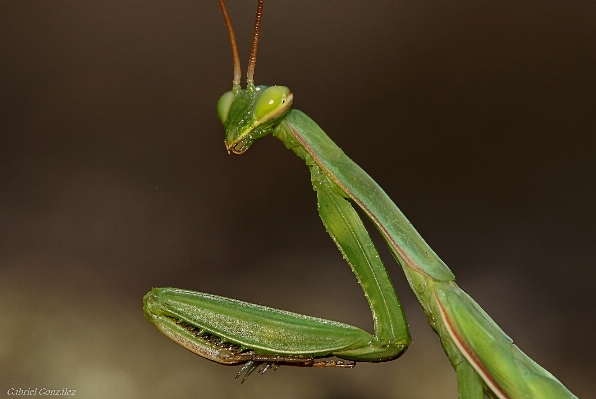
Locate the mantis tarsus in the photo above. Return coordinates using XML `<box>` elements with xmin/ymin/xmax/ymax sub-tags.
<box><xmin>143</xmin><ymin>1</ymin><xmax>578</xmax><ymax>397</ymax></box>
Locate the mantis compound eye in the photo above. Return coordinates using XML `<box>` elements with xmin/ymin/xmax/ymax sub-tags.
<box><xmin>253</xmin><ymin>86</ymin><xmax>293</xmax><ymax>124</ymax></box>
<box><xmin>217</xmin><ymin>90</ymin><xmax>235</xmax><ymax>124</ymax></box>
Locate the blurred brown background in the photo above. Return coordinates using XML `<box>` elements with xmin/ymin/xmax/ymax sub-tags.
<box><xmin>1</xmin><ymin>1</ymin><xmax>595</xmax><ymax>398</ymax></box>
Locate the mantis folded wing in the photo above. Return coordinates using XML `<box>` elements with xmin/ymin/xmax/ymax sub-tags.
<box><xmin>143</xmin><ymin>1</ymin><xmax>578</xmax><ymax>397</ymax></box>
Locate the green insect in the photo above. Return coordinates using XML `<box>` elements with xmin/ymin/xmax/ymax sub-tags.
<box><xmin>143</xmin><ymin>1</ymin><xmax>578</xmax><ymax>397</ymax></box>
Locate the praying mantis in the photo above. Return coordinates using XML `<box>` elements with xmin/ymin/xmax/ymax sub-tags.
<box><xmin>143</xmin><ymin>1</ymin><xmax>578</xmax><ymax>397</ymax></box>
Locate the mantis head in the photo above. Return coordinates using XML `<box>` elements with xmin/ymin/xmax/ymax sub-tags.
<box><xmin>218</xmin><ymin>85</ymin><xmax>293</xmax><ymax>154</ymax></box>
<box><xmin>217</xmin><ymin>0</ymin><xmax>293</xmax><ymax>154</ymax></box>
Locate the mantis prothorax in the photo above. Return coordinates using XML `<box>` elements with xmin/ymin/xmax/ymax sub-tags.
<box><xmin>143</xmin><ymin>1</ymin><xmax>578</xmax><ymax>397</ymax></box>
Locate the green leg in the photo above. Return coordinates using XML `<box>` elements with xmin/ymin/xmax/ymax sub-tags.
<box><xmin>312</xmin><ymin>165</ymin><xmax>410</xmax><ymax>360</ymax></box>
<box><xmin>456</xmin><ymin>359</ymin><xmax>486</xmax><ymax>399</ymax></box>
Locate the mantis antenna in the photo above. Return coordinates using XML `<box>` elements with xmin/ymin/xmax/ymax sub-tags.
<box><xmin>246</xmin><ymin>0</ymin><xmax>264</xmax><ymax>87</ymax></box>
<box><xmin>217</xmin><ymin>0</ymin><xmax>241</xmax><ymax>88</ymax></box>
<box><xmin>217</xmin><ymin>0</ymin><xmax>264</xmax><ymax>90</ymax></box>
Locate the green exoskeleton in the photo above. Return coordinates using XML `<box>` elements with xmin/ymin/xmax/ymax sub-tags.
<box><xmin>143</xmin><ymin>1</ymin><xmax>578</xmax><ymax>397</ymax></box>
